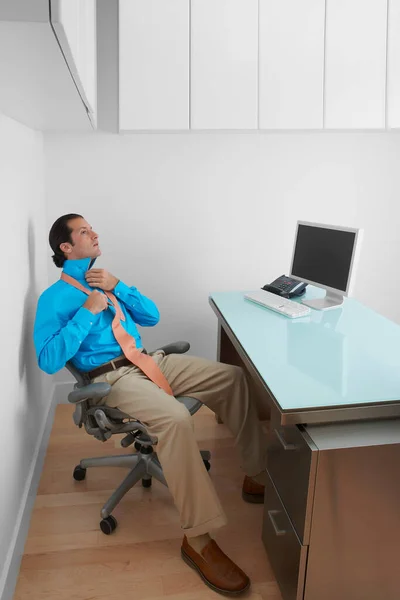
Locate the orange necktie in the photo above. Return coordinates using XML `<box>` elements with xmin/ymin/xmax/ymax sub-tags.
<box><xmin>61</xmin><ymin>272</ymin><xmax>173</xmax><ymax>395</ymax></box>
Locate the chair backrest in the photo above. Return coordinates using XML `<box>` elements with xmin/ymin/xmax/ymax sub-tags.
<box><xmin>65</xmin><ymin>360</ymin><xmax>104</xmax><ymax>438</ymax></box>
<box><xmin>65</xmin><ymin>360</ymin><xmax>87</xmax><ymax>386</ymax></box>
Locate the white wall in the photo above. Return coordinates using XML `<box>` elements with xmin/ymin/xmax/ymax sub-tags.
<box><xmin>44</xmin><ymin>131</ymin><xmax>400</xmax><ymax>374</ymax></box>
<box><xmin>0</xmin><ymin>113</ymin><xmax>50</xmax><ymax>596</ymax></box>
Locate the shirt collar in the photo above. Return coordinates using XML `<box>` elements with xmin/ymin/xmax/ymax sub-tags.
<box><xmin>62</xmin><ymin>257</ymin><xmax>95</xmax><ymax>280</ymax></box>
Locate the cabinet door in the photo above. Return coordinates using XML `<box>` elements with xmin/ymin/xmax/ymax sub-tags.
<box><xmin>325</xmin><ymin>0</ymin><xmax>387</xmax><ymax>129</ymax></box>
<box><xmin>259</xmin><ymin>0</ymin><xmax>325</xmax><ymax>129</ymax></box>
<box><xmin>50</xmin><ymin>0</ymin><xmax>97</xmax><ymax>123</ymax></box>
<box><xmin>267</xmin><ymin>425</ymin><xmax>317</xmax><ymax>545</ymax></box>
<box><xmin>119</xmin><ymin>0</ymin><xmax>189</xmax><ymax>130</ymax></box>
<box><xmin>262</xmin><ymin>473</ymin><xmax>308</xmax><ymax>600</ymax></box>
<box><xmin>191</xmin><ymin>0</ymin><xmax>258</xmax><ymax>130</ymax></box>
<box><xmin>388</xmin><ymin>0</ymin><xmax>400</xmax><ymax>128</ymax></box>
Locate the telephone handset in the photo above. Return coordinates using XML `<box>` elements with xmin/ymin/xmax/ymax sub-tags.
<box><xmin>262</xmin><ymin>275</ymin><xmax>307</xmax><ymax>299</ymax></box>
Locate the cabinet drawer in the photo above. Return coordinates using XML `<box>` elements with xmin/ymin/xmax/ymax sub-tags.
<box><xmin>267</xmin><ymin>422</ymin><xmax>317</xmax><ymax>544</ymax></box>
<box><xmin>262</xmin><ymin>472</ymin><xmax>308</xmax><ymax>600</ymax></box>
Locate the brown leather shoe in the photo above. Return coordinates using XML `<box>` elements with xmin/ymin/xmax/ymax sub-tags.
<box><xmin>181</xmin><ymin>536</ymin><xmax>250</xmax><ymax>595</ymax></box>
<box><xmin>242</xmin><ymin>475</ymin><xmax>265</xmax><ymax>504</ymax></box>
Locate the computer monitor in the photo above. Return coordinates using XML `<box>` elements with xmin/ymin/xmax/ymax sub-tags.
<box><xmin>289</xmin><ymin>221</ymin><xmax>362</xmax><ymax>310</ymax></box>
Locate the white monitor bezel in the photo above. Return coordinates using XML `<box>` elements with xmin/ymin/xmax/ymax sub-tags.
<box><xmin>289</xmin><ymin>220</ymin><xmax>362</xmax><ymax>298</ymax></box>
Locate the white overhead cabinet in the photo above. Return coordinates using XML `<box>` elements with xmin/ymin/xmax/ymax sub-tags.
<box><xmin>117</xmin><ymin>0</ymin><xmax>396</xmax><ymax>132</ymax></box>
<box><xmin>119</xmin><ymin>0</ymin><xmax>189</xmax><ymax>131</ymax></box>
<box><xmin>0</xmin><ymin>0</ymin><xmax>96</xmax><ymax>131</ymax></box>
<box><xmin>50</xmin><ymin>0</ymin><xmax>97</xmax><ymax>126</ymax></box>
<box><xmin>190</xmin><ymin>0</ymin><xmax>258</xmax><ymax>130</ymax></box>
<box><xmin>387</xmin><ymin>0</ymin><xmax>400</xmax><ymax>129</ymax></box>
<box><xmin>259</xmin><ymin>0</ymin><xmax>325</xmax><ymax>130</ymax></box>
<box><xmin>324</xmin><ymin>0</ymin><xmax>387</xmax><ymax>129</ymax></box>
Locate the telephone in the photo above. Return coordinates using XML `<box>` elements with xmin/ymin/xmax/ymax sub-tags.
<box><xmin>262</xmin><ymin>275</ymin><xmax>307</xmax><ymax>299</ymax></box>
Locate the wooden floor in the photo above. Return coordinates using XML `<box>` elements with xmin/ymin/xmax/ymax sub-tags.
<box><xmin>14</xmin><ymin>404</ymin><xmax>282</xmax><ymax>600</ymax></box>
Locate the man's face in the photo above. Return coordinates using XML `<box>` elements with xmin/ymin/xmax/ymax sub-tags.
<box><xmin>60</xmin><ymin>217</ymin><xmax>101</xmax><ymax>261</ymax></box>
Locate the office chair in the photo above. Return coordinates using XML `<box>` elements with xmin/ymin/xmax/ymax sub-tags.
<box><xmin>66</xmin><ymin>341</ymin><xmax>211</xmax><ymax>535</ymax></box>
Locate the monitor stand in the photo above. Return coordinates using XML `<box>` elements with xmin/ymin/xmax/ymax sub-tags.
<box><xmin>302</xmin><ymin>290</ymin><xmax>344</xmax><ymax>311</ymax></box>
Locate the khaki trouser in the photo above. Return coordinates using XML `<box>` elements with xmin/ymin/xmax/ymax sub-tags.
<box><xmin>92</xmin><ymin>353</ymin><xmax>268</xmax><ymax>538</ymax></box>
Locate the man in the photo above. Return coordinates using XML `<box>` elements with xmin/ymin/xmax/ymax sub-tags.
<box><xmin>34</xmin><ymin>213</ymin><xmax>268</xmax><ymax>596</ymax></box>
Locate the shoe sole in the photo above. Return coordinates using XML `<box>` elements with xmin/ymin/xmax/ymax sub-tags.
<box><xmin>181</xmin><ymin>548</ymin><xmax>250</xmax><ymax>596</ymax></box>
<box><xmin>242</xmin><ymin>491</ymin><xmax>264</xmax><ymax>504</ymax></box>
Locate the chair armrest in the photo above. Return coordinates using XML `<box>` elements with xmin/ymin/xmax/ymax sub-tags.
<box><xmin>68</xmin><ymin>382</ymin><xmax>112</xmax><ymax>404</ymax></box>
<box><xmin>154</xmin><ymin>341</ymin><xmax>190</xmax><ymax>355</ymax></box>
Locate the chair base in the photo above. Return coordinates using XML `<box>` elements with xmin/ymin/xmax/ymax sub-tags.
<box><xmin>76</xmin><ymin>447</ymin><xmax>211</xmax><ymax>521</ymax></box>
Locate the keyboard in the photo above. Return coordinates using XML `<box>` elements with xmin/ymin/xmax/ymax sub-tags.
<box><xmin>244</xmin><ymin>290</ymin><xmax>311</xmax><ymax>319</ymax></box>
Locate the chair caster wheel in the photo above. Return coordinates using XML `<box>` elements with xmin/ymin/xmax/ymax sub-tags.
<box><xmin>100</xmin><ymin>515</ymin><xmax>118</xmax><ymax>535</ymax></box>
<box><xmin>203</xmin><ymin>460</ymin><xmax>211</xmax><ymax>472</ymax></box>
<box><xmin>142</xmin><ymin>478</ymin><xmax>152</xmax><ymax>488</ymax></box>
<box><xmin>73</xmin><ymin>465</ymin><xmax>86</xmax><ymax>481</ymax></box>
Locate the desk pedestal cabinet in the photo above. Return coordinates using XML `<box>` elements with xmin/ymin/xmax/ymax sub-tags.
<box><xmin>263</xmin><ymin>413</ymin><xmax>400</xmax><ymax>600</ymax></box>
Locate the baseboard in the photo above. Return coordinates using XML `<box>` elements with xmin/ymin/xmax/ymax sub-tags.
<box><xmin>0</xmin><ymin>384</ymin><xmax>56</xmax><ymax>600</ymax></box>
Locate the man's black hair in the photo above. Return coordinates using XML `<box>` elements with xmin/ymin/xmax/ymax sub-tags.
<box><xmin>49</xmin><ymin>213</ymin><xmax>83</xmax><ymax>268</ymax></box>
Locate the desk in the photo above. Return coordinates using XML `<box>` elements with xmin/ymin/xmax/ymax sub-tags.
<box><xmin>210</xmin><ymin>286</ymin><xmax>400</xmax><ymax>425</ymax></box>
<box><xmin>210</xmin><ymin>287</ymin><xmax>400</xmax><ymax>600</ymax></box>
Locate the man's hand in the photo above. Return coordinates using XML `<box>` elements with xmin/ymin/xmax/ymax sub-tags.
<box><xmin>85</xmin><ymin>269</ymin><xmax>119</xmax><ymax>291</ymax></box>
<box><xmin>83</xmin><ymin>290</ymin><xmax>109</xmax><ymax>315</ymax></box>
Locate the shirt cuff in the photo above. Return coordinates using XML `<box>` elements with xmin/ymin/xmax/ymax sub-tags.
<box><xmin>114</xmin><ymin>280</ymin><xmax>138</xmax><ymax>302</ymax></box>
<box><xmin>72</xmin><ymin>307</ymin><xmax>98</xmax><ymax>331</ymax></box>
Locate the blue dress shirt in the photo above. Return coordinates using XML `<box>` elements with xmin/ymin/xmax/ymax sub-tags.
<box><xmin>33</xmin><ymin>257</ymin><xmax>160</xmax><ymax>374</ymax></box>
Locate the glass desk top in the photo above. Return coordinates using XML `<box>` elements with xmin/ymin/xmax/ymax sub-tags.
<box><xmin>210</xmin><ymin>287</ymin><xmax>400</xmax><ymax>414</ymax></box>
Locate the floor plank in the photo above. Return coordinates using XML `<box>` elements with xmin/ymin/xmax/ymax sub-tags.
<box><xmin>13</xmin><ymin>404</ymin><xmax>281</xmax><ymax>600</ymax></box>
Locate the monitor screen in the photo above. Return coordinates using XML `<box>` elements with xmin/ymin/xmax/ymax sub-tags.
<box><xmin>290</xmin><ymin>223</ymin><xmax>356</xmax><ymax>292</ymax></box>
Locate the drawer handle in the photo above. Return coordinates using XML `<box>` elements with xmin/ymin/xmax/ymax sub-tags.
<box><xmin>268</xmin><ymin>510</ymin><xmax>287</xmax><ymax>536</ymax></box>
<box><xmin>274</xmin><ymin>428</ymin><xmax>297</xmax><ymax>451</ymax></box>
